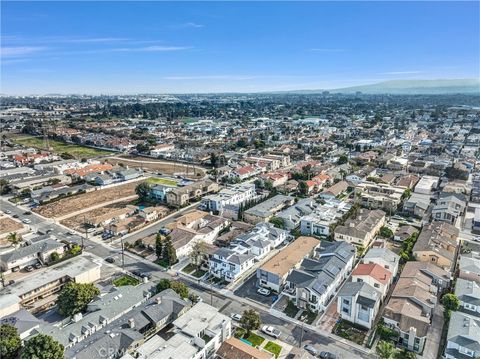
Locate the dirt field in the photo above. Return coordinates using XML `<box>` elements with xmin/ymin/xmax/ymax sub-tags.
<box><xmin>34</xmin><ymin>181</ymin><xmax>141</xmax><ymax>219</ymax></box>
<box><xmin>60</xmin><ymin>201</ymin><xmax>133</xmax><ymax>230</ymax></box>
<box><xmin>0</xmin><ymin>216</ymin><xmax>24</xmax><ymax>235</ymax></box>
<box><xmin>106</xmin><ymin>156</ymin><xmax>206</xmax><ymax>177</ymax></box>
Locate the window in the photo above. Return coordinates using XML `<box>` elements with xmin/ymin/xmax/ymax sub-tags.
<box><xmin>374</xmin><ymin>283</ymin><xmax>380</xmax><ymax>288</ymax></box>
<box><xmin>343</xmin><ymin>299</ymin><xmax>350</xmax><ymax>305</ymax></box>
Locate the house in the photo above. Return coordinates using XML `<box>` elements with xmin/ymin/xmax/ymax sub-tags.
<box><xmin>256</xmin><ymin>236</ymin><xmax>319</xmax><ymax>292</ymax></box>
<box><xmin>209</xmin><ymin>223</ymin><xmax>287</xmax><ymax>282</ymax></box>
<box><xmin>150</xmin><ymin>184</ymin><xmax>175</xmax><ymax>203</ymax></box>
<box><xmin>403</xmin><ymin>192</ymin><xmax>431</xmax><ymax>218</ymax></box>
<box><xmin>400</xmin><ymin>261</ymin><xmax>451</xmax><ymax>292</ymax></box>
<box><xmin>412</xmin><ymin>221</ymin><xmax>459</xmax><ymax>272</ymax></box>
<box><xmin>473</xmin><ymin>207</ymin><xmax>480</xmax><ymax>234</ymax></box>
<box><xmin>458</xmin><ymin>254</ymin><xmax>480</xmax><ymax>284</ymax></box>
<box><xmin>337</xmin><ymin>281</ymin><xmax>381</xmax><ymax>329</ymax></box>
<box><xmin>362</xmin><ymin>247</ymin><xmax>400</xmax><ymax>278</ymax></box>
<box><xmin>0</xmin><ymin>309</ymin><xmax>41</xmax><ymax>339</ymax></box>
<box><xmin>166</xmin><ymin>180</ymin><xmax>220</xmax><ymax>207</ymax></box>
<box><xmin>444</xmin><ymin>311</ymin><xmax>480</xmax><ymax>359</ymax></box>
<box><xmin>319</xmin><ymin>180</ymin><xmax>349</xmax><ymax>199</ymax></box>
<box><xmin>276</xmin><ymin>198</ymin><xmax>319</xmax><ymax>230</ymax></box>
<box><xmin>201</xmin><ymin>183</ymin><xmax>256</xmax><ymax>213</ymax></box>
<box><xmin>229</xmin><ymin>166</ymin><xmax>259</xmax><ymax>181</ymax></box>
<box><xmin>150</xmin><ymin>143</ymin><xmax>175</xmax><ymax>156</ymax></box>
<box><xmin>260</xmin><ymin>172</ymin><xmax>288</xmax><ymax>188</ymax></box>
<box><xmin>118</xmin><ymin>169</ymin><xmax>142</xmax><ymax>181</ymax></box>
<box><xmin>334</xmin><ymin>209</ymin><xmax>386</xmax><ymax>247</ymax></box>
<box><xmin>243</xmin><ymin>195</ymin><xmax>295</xmax><ymax>224</ymax></box>
<box><xmin>432</xmin><ymin>192</ymin><xmax>467</xmax><ymax>224</ymax></box>
<box><xmin>0</xmin><ymin>255</ymin><xmax>101</xmax><ymax>313</ymax></box>
<box><xmin>355</xmin><ymin>182</ymin><xmax>405</xmax><ymax>213</ymax></box>
<box><xmin>130</xmin><ymin>302</ymin><xmax>231</xmax><ymax>359</ymax></box>
<box><xmin>352</xmin><ymin>263</ymin><xmax>393</xmax><ymax>298</ymax></box>
<box><xmin>455</xmin><ymin>278</ymin><xmax>480</xmax><ymax>317</ymax></box>
<box><xmin>216</xmin><ymin>337</ymin><xmax>274</xmax><ymax>359</ymax></box>
<box><xmin>414</xmin><ymin>176</ymin><xmax>439</xmax><ymax>195</ymax></box>
<box><xmin>299</xmin><ymin>199</ymin><xmax>351</xmax><ymax>237</ymax></box>
<box><xmin>139</xmin><ymin>207</ymin><xmax>167</xmax><ymax>222</ymax></box>
<box><xmin>394</xmin><ymin>225</ymin><xmax>419</xmax><ymax>242</ymax></box>
<box><xmin>0</xmin><ymin>239</ymin><xmax>66</xmax><ymax>273</ymax></box>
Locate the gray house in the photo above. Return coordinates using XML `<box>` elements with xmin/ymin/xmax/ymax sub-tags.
<box><xmin>444</xmin><ymin>311</ymin><xmax>480</xmax><ymax>359</ymax></box>
<box><xmin>337</xmin><ymin>281</ymin><xmax>381</xmax><ymax>329</ymax></box>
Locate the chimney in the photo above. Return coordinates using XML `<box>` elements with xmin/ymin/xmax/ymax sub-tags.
<box><xmin>155</xmin><ymin>297</ymin><xmax>162</xmax><ymax>305</ymax></box>
<box><xmin>72</xmin><ymin>313</ymin><xmax>83</xmax><ymax>322</ymax></box>
<box><xmin>128</xmin><ymin>318</ymin><xmax>134</xmax><ymax>328</ymax></box>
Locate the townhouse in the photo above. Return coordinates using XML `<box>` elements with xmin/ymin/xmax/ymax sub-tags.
<box><xmin>299</xmin><ymin>199</ymin><xmax>351</xmax><ymax>237</ymax></box>
<box><xmin>337</xmin><ymin>281</ymin><xmax>381</xmax><ymax>329</ymax></box>
<box><xmin>256</xmin><ymin>236</ymin><xmax>320</xmax><ymax>293</ymax></box>
<box><xmin>351</xmin><ymin>263</ymin><xmax>393</xmax><ymax>298</ymax></box>
<box><xmin>355</xmin><ymin>181</ymin><xmax>405</xmax><ymax>213</ymax></box>
<box><xmin>166</xmin><ymin>180</ymin><xmax>220</xmax><ymax>207</ymax></box>
<box><xmin>455</xmin><ymin>278</ymin><xmax>480</xmax><ymax>317</ymax></box>
<box><xmin>412</xmin><ymin>221</ymin><xmax>459</xmax><ymax>272</ymax></box>
<box><xmin>362</xmin><ymin>247</ymin><xmax>400</xmax><ymax>278</ymax></box>
<box><xmin>209</xmin><ymin>223</ymin><xmax>287</xmax><ymax>283</ymax></box>
<box><xmin>243</xmin><ymin>195</ymin><xmax>295</xmax><ymax>224</ymax></box>
<box><xmin>201</xmin><ymin>182</ymin><xmax>257</xmax><ymax>213</ymax></box>
<box><xmin>432</xmin><ymin>192</ymin><xmax>467</xmax><ymax>225</ymax></box>
<box><xmin>334</xmin><ymin>209</ymin><xmax>386</xmax><ymax>247</ymax></box>
<box><xmin>444</xmin><ymin>311</ymin><xmax>480</xmax><ymax>359</ymax></box>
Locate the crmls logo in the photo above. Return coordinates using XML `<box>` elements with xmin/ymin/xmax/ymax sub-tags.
<box><xmin>96</xmin><ymin>347</ymin><xmax>127</xmax><ymax>358</ymax></box>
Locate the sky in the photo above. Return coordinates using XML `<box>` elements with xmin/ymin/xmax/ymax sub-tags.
<box><xmin>1</xmin><ymin>1</ymin><xmax>479</xmax><ymax>95</ymax></box>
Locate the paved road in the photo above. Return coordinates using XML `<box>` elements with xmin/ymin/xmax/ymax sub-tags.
<box><xmin>0</xmin><ymin>197</ymin><xmax>376</xmax><ymax>359</ymax></box>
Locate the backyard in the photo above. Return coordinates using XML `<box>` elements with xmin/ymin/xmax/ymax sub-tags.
<box><xmin>113</xmin><ymin>275</ymin><xmax>140</xmax><ymax>287</ymax></box>
<box><xmin>147</xmin><ymin>177</ymin><xmax>178</xmax><ymax>186</ymax></box>
<box><xmin>332</xmin><ymin>320</ymin><xmax>367</xmax><ymax>345</ymax></box>
<box><xmin>12</xmin><ymin>136</ymin><xmax>113</xmax><ymax>158</ymax></box>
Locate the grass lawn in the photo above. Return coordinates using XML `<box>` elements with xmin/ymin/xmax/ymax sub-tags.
<box><xmin>113</xmin><ymin>275</ymin><xmax>140</xmax><ymax>287</ymax></box>
<box><xmin>333</xmin><ymin>320</ymin><xmax>367</xmax><ymax>345</ymax></box>
<box><xmin>147</xmin><ymin>177</ymin><xmax>178</xmax><ymax>187</ymax></box>
<box><xmin>192</xmin><ymin>269</ymin><xmax>207</xmax><ymax>278</ymax></box>
<box><xmin>264</xmin><ymin>341</ymin><xmax>282</xmax><ymax>358</ymax></box>
<box><xmin>245</xmin><ymin>333</ymin><xmax>265</xmax><ymax>347</ymax></box>
<box><xmin>12</xmin><ymin>136</ymin><xmax>113</xmax><ymax>158</ymax></box>
<box><xmin>155</xmin><ymin>258</ymin><xmax>174</xmax><ymax>269</ymax></box>
<box><xmin>182</xmin><ymin>263</ymin><xmax>196</xmax><ymax>274</ymax></box>
<box><xmin>234</xmin><ymin>328</ymin><xmax>246</xmax><ymax>339</ymax></box>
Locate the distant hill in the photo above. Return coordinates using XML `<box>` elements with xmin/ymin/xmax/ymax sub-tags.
<box><xmin>332</xmin><ymin>79</ymin><xmax>480</xmax><ymax>95</ymax></box>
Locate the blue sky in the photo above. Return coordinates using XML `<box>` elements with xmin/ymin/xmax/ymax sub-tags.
<box><xmin>1</xmin><ymin>1</ymin><xmax>479</xmax><ymax>94</ymax></box>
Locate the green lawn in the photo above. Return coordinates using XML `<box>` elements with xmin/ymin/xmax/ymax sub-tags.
<box><xmin>113</xmin><ymin>275</ymin><xmax>140</xmax><ymax>287</ymax></box>
<box><xmin>245</xmin><ymin>333</ymin><xmax>265</xmax><ymax>347</ymax></box>
<box><xmin>333</xmin><ymin>320</ymin><xmax>367</xmax><ymax>345</ymax></box>
<box><xmin>12</xmin><ymin>136</ymin><xmax>113</xmax><ymax>158</ymax></box>
<box><xmin>264</xmin><ymin>341</ymin><xmax>282</xmax><ymax>358</ymax></box>
<box><xmin>192</xmin><ymin>269</ymin><xmax>207</xmax><ymax>278</ymax></box>
<box><xmin>147</xmin><ymin>177</ymin><xmax>178</xmax><ymax>187</ymax></box>
<box><xmin>182</xmin><ymin>263</ymin><xmax>196</xmax><ymax>274</ymax></box>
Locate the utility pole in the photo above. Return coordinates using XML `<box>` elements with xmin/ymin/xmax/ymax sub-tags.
<box><xmin>82</xmin><ymin>214</ymin><xmax>87</xmax><ymax>248</ymax></box>
<box><xmin>299</xmin><ymin>321</ymin><xmax>305</xmax><ymax>348</ymax></box>
<box><xmin>121</xmin><ymin>236</ymin><xmax>125</xmax><ymax>269</ymax></box>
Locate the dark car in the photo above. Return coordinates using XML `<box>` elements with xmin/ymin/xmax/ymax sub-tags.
<box><xmin>12</xmin><ymin>214</ymin><xmax>19</xmax><ymax>218</ymax></box>
<box><xmin>320</xmin><ymin>352</ymin><xmax>337</xmax><ymax>359</ymax></box>
<box><xmin>23</xmin><ymin>211</ymin><xmax>32</xmax><ymax>215</ymax></box>
<box><xmin>304</xmin><ymin>345</ymin><xmax>319</xmax><ymax>356</ymax></box>
<box><xmin>105</xmin><ymin>257</ymin><xmax>115</xmax><ymax>263</ymax></box>
<box><xmin>34</xmin><ymin>262</ymin><xmax>42</xmax><ymax>269</ymax></box>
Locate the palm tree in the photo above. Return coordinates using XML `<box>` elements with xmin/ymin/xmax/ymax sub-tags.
<box><xmin>7</xmin><ymin>232</ymin><xmax>21</xmax><ymax>248</ymax></box>
<box><xmin>376</xmin><ymin>341</ymin><xmax>395</xmax><ymax>359</ymax></box>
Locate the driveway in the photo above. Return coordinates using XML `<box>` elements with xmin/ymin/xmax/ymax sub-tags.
<box><xmin>233</xmin><ymin>273</ymin><xmax>277</xmax><ymax>307</ymax></box>
<box><xmin>418</xmin><ymin>304</ymin><xmax>444</xmax><ymax>359</ymax></box>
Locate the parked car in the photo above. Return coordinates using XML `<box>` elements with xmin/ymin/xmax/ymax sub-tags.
<box><xmin>261</xmin><ymin>325</ymin><xmax>281</xmax><ymax>338</ymax></box>
<box><xmin>230</xmin><ymin>313</ymin><xmax>242</xmax><ymax>321</ymax></box>
<box><xmin>257</xmin><ymin>287</ymin><xmax>271</xmax><ymax>296</ymax></box>
<box><xmin>34</xmin><ymin>263</ymin><xmax>42</xmax><ymax>269</ymax></box>
<box><xmin>22</xmin><ymin>218</ymin><xmax>31</xmax><ymax>224</ymax></box>
<box><xmin>105</xmin><ymin>257</ymin><xmax>115</xmax><ymax>263</ymax></box>
<box><xmin>5</xmin><ymin>210</ymin><xmax>11</xmax><ymax>214</ymax></box>
<box><xmin>304</xmin><ymin>345</ymin><xmax>319</xmax><ymax>356</ymax></box>
<box><xmin>320</xmin><ymin>352</ymin><xmax>337</xmax><ymax>359</ymax></box>
<box><xmin>473</xmin><ymin>237</ymin><xmax>480</xmax><ymax>242</ymax></box>
<box><xmin>12</xmin><ymin>214</ymin><xmax>19</xmax><ymax>218</ymax></box>
<box><xmin>25</xmin><ymin>265</ymin><xmax>34</xmax><ymax>272</ymax></box>
<box><xmin>23</xmin><ymin>211</ymin><xmax>32</xmax><ymax>215</ymax></box>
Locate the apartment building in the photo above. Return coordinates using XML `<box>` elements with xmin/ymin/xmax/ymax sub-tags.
<box><xmin>355</xmin><ymin>181</ymin><xmax>405</xmax><ymax>213</ymax></box>
<box><xmin>166</xmin><ymin>180</ymin><xmax>220</xmax><ymax>207</ymax></box>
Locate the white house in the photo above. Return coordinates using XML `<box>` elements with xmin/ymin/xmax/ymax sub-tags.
<box><xmin>337</xmin><ymin>281</ymin><xmax>381</xmax><ymax>329</ymax></box>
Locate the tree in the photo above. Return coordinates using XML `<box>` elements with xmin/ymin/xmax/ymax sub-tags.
<box><xmin>380</xmin><ymin>226</ymin><xmax>394</xmax><ymax>239</ymax></box>
<box><xmin>20</xmin><ymin>334</ymin><xmax>64</xmax><ymax>359</ymax></box>
<box><xmin>269</xmin><ymin>217</ymin><xmax>285</xmax><ymax>229</ymax></box>
<box><xmin>298</xmin><ymin>181</ymin><xmax>309</xmax><ymax>196</ymax></box>
<box><xmin>50</xmin><ymin>252</ymin><xmax>60</xmax><ymax>262</ymax></box>
<box><xmin>442</xmin><ymin>293</ymin><xmax>460</xmax><ymax>318</ymax></box>
<box><xmin>240</xmin><ymin>309</ymin><xmax>261</xmax><ymax>335</ymax></box>
<box><xmin>189</xmin><ymin>241</ymin><xmax>207</xmax><ymax>270</ymax></box>
<box><xmin>7</xmin><ymin>232</ymin><xmax>21</xmax><ymax>248</ymax></box>
<box><xmin>0</xmin><ymin>179</ymin><xmax>11</xmax><ymax>195</ymax></box>
<box><xmin>170</xmin><ymin>281</ymin><xmax>189</xmax><ymax>299</ymax></box>
<box><xmin>163</xmin><ymin>236</ymin><xmax>178</xmax><ymax>267</ymax></box>
<box><xmin>376</xmin><ymin>340</ymin><xmax>395</xmax><ymax>359</ymax></box>
<box><xmin>0</xmin><ymin>324</ymin><xmax>21</xmax><ymax>359</ymax></box>
<box><xmin>135</xmin><ymin>182</ymin><xmax>151</xmax><ymax>201</ymax></box>
<box><xmin>155</xmin><ymin>234</ymin><xmax>163</xmax><ymax>259</ymax></box>
<box><xmin>156</xmin><ymin>278</ymin><xmax>171</xmax><ymax>293</ymax></box>
<box><xmin>56</xmin><ymin>282</ymin><xmax>100</xmax><ymax>317</ymax></box>
<box><xmin>337</xmin><ymin>154</ymin><xmax>348</xmax><ymax>165</ymax></box>
<box><xmin>395</xmin><ymin>349</ymin><xmax>416</xmax><ymax>359</ymax></box>
<box><xmin>136</xmin><ymin>143</ymin><xmax>151</xmax><ymax>154</ymax></box>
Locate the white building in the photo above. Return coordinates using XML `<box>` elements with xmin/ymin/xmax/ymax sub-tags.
<box><xmin>201</xmin><ymin>183</ymin><xmax>256</xmax><ymax>212</ymax></box>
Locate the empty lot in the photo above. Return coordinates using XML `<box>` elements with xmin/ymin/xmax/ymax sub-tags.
<box><xmin>106</xmin><ymin>156</ymin><xmax>206</xmax><ymax>177</ymax></box>
<box><xmin>34</xmin><ymin>181</ymin><xmax>141</xmax><ymax>219</ymax></box>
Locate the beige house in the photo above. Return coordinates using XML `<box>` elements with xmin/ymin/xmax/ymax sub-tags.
<box><xmin>412</xmin><ymin>221</ymin><xmax>459</xmax><ymax>272</ymax></box>
<box><xmin>334</xmin><ymin>209</ymin><xmax>386</xmax><ymax>247</ymax></box>
<box><xmin>166</xmin><ymin>180</ymin><xmax>219</xmax><ymax>207</ymax></box>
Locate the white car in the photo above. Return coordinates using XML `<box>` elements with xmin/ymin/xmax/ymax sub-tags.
<box><xmin>473</xmin><ymin>237</ymin><xmax>480</xmax><ymax>242</ymax></box>
<box><xmin>257</xmin><ymin>287</ymin><xmax>271</xmax><ymax>296</ymax></box>
<box><xmin>22</xmin><ymin>218</ymin><xmax>31</xmax><ymax>224</ymax></box>
<box><xmin>261</xmin><ymin>325</ymin><xmax>281</xmax><ymax>338</ymax></box>
<box><xmin>5</xmin><ymin>210</ymin><xmax>12</xmax><ymax>215</ymax></box>
<box><xmin>230</xmin><ymin>313</ymin><xmax>242</xmax><ymax>321</ymax></box>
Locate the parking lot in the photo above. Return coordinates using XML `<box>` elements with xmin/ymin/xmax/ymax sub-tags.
<box><xmin>233</xmin><ymin>273</ymin><xmax>278</xmax><ymax>307</ymax></box>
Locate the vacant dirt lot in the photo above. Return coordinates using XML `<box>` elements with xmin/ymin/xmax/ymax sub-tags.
<box><xmin>34</xmin><ymin>181</ymin><xmax>141</xmax><ymax>219</ymax></box>
<box><xmin>0</xmin><ymin>216</ymin><xmax>24</xmax><ymax>235</ymax></box>
<box><xmin>106</xmin><ymin>156</ymin><xmax>206</xmax><ymax>177</ymax></box>
<box><xmin>60</xmin><ymin>201</ymin><xmax>133</xmax><ymax>230</ymax></box>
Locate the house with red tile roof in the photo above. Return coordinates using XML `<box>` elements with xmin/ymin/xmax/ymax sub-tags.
<box><xmin>352</xmin><ymin>263</ymin><xmax>393</xmax><ymax>298</ymax></box>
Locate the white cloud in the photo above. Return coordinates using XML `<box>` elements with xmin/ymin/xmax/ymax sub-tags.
<box><xmin>112</xmin><ymin>45</ymin><xmax>192</xmax><ymax>53</ymax></box>
<box><xmin>1</xmin><ymin>46</ymin><xmax>46</xmax><ymax>57</ymax></box>
<box><xmin>164</xmin><ymin>75</ymin><xmax>257</xmax><ymax>81</ymax></box>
